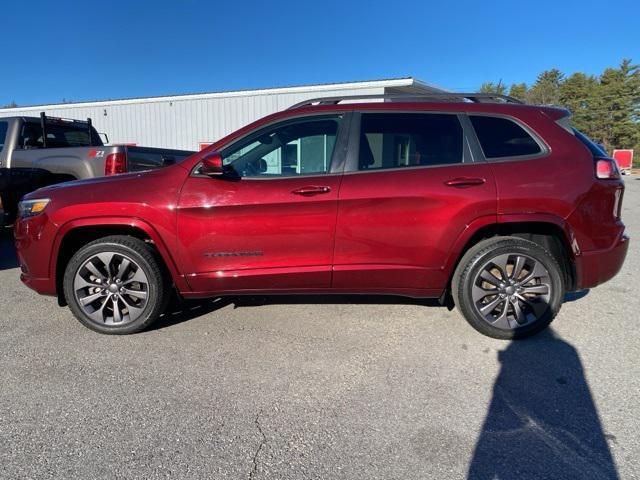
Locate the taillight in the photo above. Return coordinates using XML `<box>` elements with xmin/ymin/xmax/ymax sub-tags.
<box><xmin>595</xmin><ymin>158</ymin><xmax>621</xmax><ymax>180</ymax></box>
<box><xmin>105</xmin><ymin>152</ymin><xmax>127</xmax><ymax>175</ymax></box>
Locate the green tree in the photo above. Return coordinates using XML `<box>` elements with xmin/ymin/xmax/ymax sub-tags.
<box><xmin>588</xmin><ymin>59</ymin><xmax>640</xmax><ymax>155</ymax></box>
<box><xmin>528</xmin><ymin>69</ymin><xmax>564</xmax><ymax>105</ymax></box>
<box><xmin>559</xmin><ymin>72</ymin><xmax>599</xmax><ymax>138</ymax></box>
<box><xmin>508</xmin><ymin>83</ymin><xmax>528</xmax><ymax>102</ymax></box>
<box><xmin>479</xmin><ymin>81</ymin><xmax>507</xmax><ymax>95</ymax></box>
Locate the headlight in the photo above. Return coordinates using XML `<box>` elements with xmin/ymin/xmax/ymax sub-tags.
<box><xmin>18</xmin><ymin>198</ymin><xmax>50</xmax><ymax>218</ymax></box>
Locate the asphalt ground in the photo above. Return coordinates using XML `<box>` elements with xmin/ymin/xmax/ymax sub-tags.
<box><xmin>1</xmin><ymin>177</ymin><xmax>639</xmax><ymax>479</ymax></box>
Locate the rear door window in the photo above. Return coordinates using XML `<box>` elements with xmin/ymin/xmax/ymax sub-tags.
<box><xmin>358</xmin><ymin>113</ymin><xmax>463</xmax><ymax>170</ymax></box>
<box><xmin>470</xmin><ymin>115</ymin><xmax>542</xmax><ymax>159</ymax></box>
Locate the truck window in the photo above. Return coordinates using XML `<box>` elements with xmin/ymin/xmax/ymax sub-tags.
<box><xmin>20</xmin><ymin>121</ymin><xmax>102</xmax><ymax>149</ymax></box>
<box><xmin>0</xmin><ymin>121</ymin><xmax>8</xmax><ymax>151</ymax></box>
<box><xmin>21</xmin><ymin>123</ymin><xmax>44</xmax><ymax>148</ymax></box>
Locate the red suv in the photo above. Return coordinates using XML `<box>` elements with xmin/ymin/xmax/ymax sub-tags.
<box><xmin>14</xmin><ymin>93</ymin><xmax>628</xmax><ymax>338</ymax></box>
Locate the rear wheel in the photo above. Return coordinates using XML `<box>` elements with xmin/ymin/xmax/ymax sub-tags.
<box><xmin>452</xmin><ymin>237</ymin><xmax>564</xmax><ymax>339</ymax></box>
<box><xmin>63</xmin><ymin>235</ymin><xmax>168</xmax><ymax>334</ymax></box>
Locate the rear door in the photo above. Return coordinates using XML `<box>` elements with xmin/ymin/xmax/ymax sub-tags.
<box><xmin>332</xmin><ymin>111</ymin><xmax>497</xmax><ymax>293</ymax></box>
<box><xmin>177</xmin><ymin>113</ymin><xmax>349</xmax><ymax>293</ymax></box>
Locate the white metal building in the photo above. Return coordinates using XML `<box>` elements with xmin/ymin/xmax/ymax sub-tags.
<box><xmin>0</xmin><ymin>78</ymin><xmax>444</xmax><ymax>151</ymax></box>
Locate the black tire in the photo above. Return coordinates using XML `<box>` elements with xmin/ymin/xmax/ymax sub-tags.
<box><xmin>452</xmin><ymin>236</ymin><xmax>564</xmax><ymax>340</ymax></box>
<box><xmin>63</xmin><ymin>235</ymin><xmax>169</xmax><ymax>334</ymax></box>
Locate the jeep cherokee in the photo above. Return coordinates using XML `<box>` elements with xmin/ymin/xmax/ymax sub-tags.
<box><xmin>14</xmin><ymin>93</ymin><xmax>629</xmax><ymax>338</ymax></box>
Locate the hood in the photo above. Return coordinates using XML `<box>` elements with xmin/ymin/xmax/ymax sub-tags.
<box><xmin>25</xmin><ymin>169</ymin><xmax>166</xmax><ymax>199</ymax></box>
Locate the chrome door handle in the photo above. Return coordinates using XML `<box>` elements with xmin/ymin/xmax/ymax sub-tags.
<box><xmin>292</xmin><ymin>186</ymin><xmax>332</xmax><ymax>196</ymax></box>
<box><xmin>444</xmin><ymin>177</ymin><xmax>486</xmax><ymax>187</ymax></box>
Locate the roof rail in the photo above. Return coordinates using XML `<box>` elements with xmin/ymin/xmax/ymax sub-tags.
<box><xmin>287</xmin><ymin>92</ymin><xmax>524</xmax><ymax>110</ymax></box>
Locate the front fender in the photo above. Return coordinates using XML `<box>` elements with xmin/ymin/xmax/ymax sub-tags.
<box><xmin>50</xmin><ymin>216</ymin><xmax>190</xmax><ymax>292</ymax></box>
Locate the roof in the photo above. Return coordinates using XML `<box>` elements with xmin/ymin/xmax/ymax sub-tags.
<box><xmin>0</xmin><ymin>77</ymin><xmax>446</xmax><ymax>113</ymax></box>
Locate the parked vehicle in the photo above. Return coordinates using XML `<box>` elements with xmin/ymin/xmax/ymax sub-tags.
<box><xmin>0</xmin><ymin>113</ymin><xmax>194</xmax><ymax>224</ymax></box>
<box><xmin>14</xmin><ymin>93</ymin><xmax>628</xmax><ymax>338</ymax></box>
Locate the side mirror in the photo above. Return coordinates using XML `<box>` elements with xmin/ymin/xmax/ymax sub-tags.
<box><xmin>201</xmin><ymin>153</ymin><xmax>224</xmax><ymax>176</ymax></box>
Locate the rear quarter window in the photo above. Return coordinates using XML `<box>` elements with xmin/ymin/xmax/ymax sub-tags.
<box><xmin>470</xmin><ymin>115</ymin><xmax>542</xmax><ymax>159</ymax></box>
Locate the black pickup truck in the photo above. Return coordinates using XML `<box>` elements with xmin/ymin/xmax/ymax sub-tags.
<box><xmin>0</xmin><ymin>113</ymin><xmax>195</xmax><ymax>224</ymax></box>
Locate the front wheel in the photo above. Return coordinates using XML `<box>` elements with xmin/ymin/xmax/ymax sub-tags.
<box><xmin>63</xmin><ymin>235</ymin><xmax>169</xmax><ymax>334</ymax></box>
<box><xmin>452</xmin><ymin>237</ymin><xmax>564</xmax><ymax>340</ymax></box>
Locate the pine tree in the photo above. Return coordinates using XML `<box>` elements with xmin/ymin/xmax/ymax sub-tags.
<box><xmin>590</xmin><ymin>60</ymin><xmax>640</xmax><ymax>154</ymax></box>
<box><xmin>508</xmin><ymin>83</ymin><xmax>528</xmax><ymax>102</ymax></box>
<box><xmin>559</xmin><ymin>72</ymin><xmax>599</xmax><ymax>141</ymax></box>
<box><xmin>479</xmin><ymin>82</ymin><xmax>507</xmax><ymax>95</ymax></box>
<box><xmin>528</xmin><ymin>69</ymin><xmax>564</xmax><ymax>105</ymax></box>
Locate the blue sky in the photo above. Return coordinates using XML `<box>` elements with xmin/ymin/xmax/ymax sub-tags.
<box><xmin>2</xmin><ymin>0</ymin><xmax>639</xmax><ymax>106</ymax></box>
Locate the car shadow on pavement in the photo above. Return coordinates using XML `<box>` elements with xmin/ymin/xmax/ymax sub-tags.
<box><xmin>0</xmin><ymin>227</ymin><xmax>18</xmax><ymax>270</ymax></box>
<box><xmin>467</xmin><ymin>328</ymin><xmax>618</xmax><ymax>479</ymax></box>
<box><xmin>229</xmin><ymin>294</ymin><xmax>443</xmax><ymax>308</ymax></box>
<box><xmin>151</xmin><ymin>294</ymin><xmax>445</xmax><ymax>330</ymax></box>
<box><xmin>151</xmin><ymin>297</ymin><xmax>236</xmax><ymax>330</ymax></box>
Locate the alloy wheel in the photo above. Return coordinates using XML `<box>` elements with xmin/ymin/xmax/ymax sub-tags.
<box><xmin>73</xmin><ymin>252</ymin><xmax>149</xmax><ymax>326</ymax></box>
<box><xmin>471</xmin><ymin>253</ymin><xmax>552</xmax><ymax>330</ymax></box>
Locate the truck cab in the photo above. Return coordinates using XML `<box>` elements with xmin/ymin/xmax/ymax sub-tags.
<box><xmin>0</xmin><ymin>114</ymin><xmax>104</xmax><ymax>224</ymax></box>
<box><xmin>0</xmin><ymin>113</ymin><xmax>194</xmax><ymax>224</ymax></box>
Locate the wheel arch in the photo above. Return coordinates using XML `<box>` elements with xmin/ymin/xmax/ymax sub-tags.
<box><xmin>445</xmin><ymin>216</ymin><xmax>576</xmax><ymax>293</ymax></box>
<box><xmin>52</xmin><ymin>218</ymin><xmax>186</xmax><ymax>306</ymax></box>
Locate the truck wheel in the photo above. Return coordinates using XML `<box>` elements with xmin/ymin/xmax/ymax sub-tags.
<box><xmin>452</xmin><ymin>237</ymin><xmax>564</xmax><ymax>340</ymax></box>
<box><xmin>63</xmin><ymin>235</ymin><xmax>169</xmax><ymax>334</ymax></box>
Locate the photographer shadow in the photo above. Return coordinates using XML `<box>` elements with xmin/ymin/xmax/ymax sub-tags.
<box><xmin>468</xmin><ymin>329</ymin><xmax>618</xmax><ymax>479</ymax></box>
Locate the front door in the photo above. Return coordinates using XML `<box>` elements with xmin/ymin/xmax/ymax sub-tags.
<box><xmin>177</xmin><ymin>114</ymin><xmax>347</xmax><ymax>293</ymax></box>
<box><xmin>332</xmin><ymin>112</ymin><xmax>497</xmax><ymax>294</ymax></box>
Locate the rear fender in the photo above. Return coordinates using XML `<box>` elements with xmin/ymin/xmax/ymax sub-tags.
<box><xmin>443</xmin><ymin>213</ymin><xmax>577</xmax><ymax>286</ymax></box>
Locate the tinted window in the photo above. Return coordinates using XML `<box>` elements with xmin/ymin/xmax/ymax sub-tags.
<box><xmin>358</xmin><ymin>113</ymin><xmax>463</xmax><ymax>170</ymax></box>
<box><xmin>470</xmin><ymin>115</ymin><xmax>542</xmax><ymax>158</ymax></box>
<box><xmin>222</xmin><ymin>116</ymin><xmax>341</xmax><ymax>177</ymax></box>
<box><xmin>20</xmin><ymin>121</ymin><xmax>101</xmax><ymax>149</ymax></box>
<box><xmin>0</xmin><ymin>121</ymin><xmax>7</xmax><ymax>151</ymax></box>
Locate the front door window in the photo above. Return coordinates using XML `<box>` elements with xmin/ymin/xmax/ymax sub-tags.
<box><xmin>221</xmin><ymin>115</ymin><xmax>342</xmax><ymax>177</ymax></box>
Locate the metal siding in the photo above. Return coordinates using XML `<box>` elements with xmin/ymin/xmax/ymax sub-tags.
<box><xmin>0</xmin><ymin>80</ymin><xmax>439</xmax><ymax>150</ymax></box>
